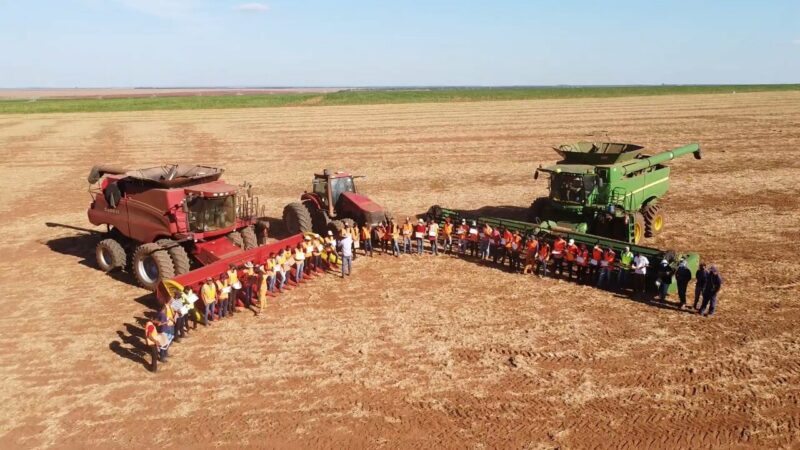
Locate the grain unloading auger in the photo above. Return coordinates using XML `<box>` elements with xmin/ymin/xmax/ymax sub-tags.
<box><xmin>427</xmin><ymin>205</ymin><xmax>700</xmax><ymax>294</ymax></box>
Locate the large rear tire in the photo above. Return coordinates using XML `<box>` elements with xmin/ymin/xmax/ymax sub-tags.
<box><xmin>156</xmin><ymin>239</ymin><xmax>191</xmax><ymax>275</ymax></box>
<box><xmin>283</xmin><ymin>202</ymin><xmax>313</xmax><ymax>235</ymax></box>
<box><xmin>240</xmin><ymin>226</ymin><xmax>258</xmax><ymax>250</ymax></box>
<box><xmin>633</xmin><ymin>212</ymin><xmax>646</xmax><ymax>245</ymax></box>
<box><xmin>96</xmin><ymin>238</ymin><xmax>126</xmax><ymax>272</ymax></box>
<box><xmin>132</xmin><ymin>243</ymin><xmax>175</xmax><ymax>291</ymax></box>
<box><xmin>643</xmin><ymin>204</ymin><xmax>664</xmax><ymax>238</ymax></box>
<box><xmin>255</xmin><ymin>220</ymin><xmax>270</xmax><ymax>245</ymax></box>
<box><xmin>226</xmin><ymin>231</ymin><xmax>244</xmax><ymax>248</ymax></box>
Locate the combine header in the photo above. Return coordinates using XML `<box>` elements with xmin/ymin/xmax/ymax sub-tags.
<box><xmin>427</xmin><ymin>205</ymin><xmax>699</xmax><ymax>294</ymax></box>
<box><xmin>529</xmin><ymin>142</ymin><xmax>701</xmax><ymax>244</ymax></box>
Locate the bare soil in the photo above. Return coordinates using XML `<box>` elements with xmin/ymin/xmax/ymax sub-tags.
<box><xmin>0</xmin><ymin>91</ymin><xmax>798</xmax><ymax>448</ymax></box>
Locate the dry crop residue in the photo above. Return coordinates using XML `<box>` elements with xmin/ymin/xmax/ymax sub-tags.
<box><xmin>0</xmin><ymin>91</ymin><xmax>799</xmax><ymax>448</ymax></box>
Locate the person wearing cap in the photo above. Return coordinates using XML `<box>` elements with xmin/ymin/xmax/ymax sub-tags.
<box><xmin>597</xmin><ymin>247</ymin><xmax>616</xmax><ymax>289</ymax></box>
<box><xmin>693</xmin><ymin>263</ymin><xmax>708</xmax><ymax>310</ymax></box>
<box><xmin>152</xmin><ymin>301</ymin><xmax>176</xmax><ymax>361</ymax></box>
<box><xmin>414</xmin><ymin>218</ymin><xmax>426</xmax><ymax>255</ymax></box>
<box><xmin>617</xmin><ymin>246</ymin><xmax>634</xmax><ymax>291</ymax></box>
<box><xmin>272</xmin><ymin>252</ymin><xmax>286</xmax><ymax>292</ymax></box>
<box><xmin>216</xmin><ymin>272</ymin><xmax>230</xmax><ymax>318</ymax></box>
<box><xmin>169</xmin><ymin>291</ymin><xmax>187</xmax><ymax>342</ymax></box>
<box><xmin>467</xmin><ymin>221</ymin><xmax>479</xmax><ymax>257</ymax></box>
<box><xmin>227</xmin><ymin>264</ymin><xmax>241</xmax><ymax>315</ymax></box>
<box><xmin>698</xmin><ymin>265</ymin><xmax>723</xmax><ymax>316</ymax></box>
<box><xmin>564</xmin><ymin>239</ymin><xmax>578</xmax><ymax>280</ymax></box>
<box><xmin>338</xmin><ymin>227</ymin><xmax>354</xmax><ymax>277</ymax></box>
<box><xmin>200</xmin><ymin>277</ymin><xmax>217</xmax><ymax>325</ymax></box>
<box><xmin>631</xmin><ymin>252</ymin><xmax>649</xmax><ymax>299</ymax></box>
<box><xmin>656</xmin><ymin>259</ymin><xmax>674</xmax><ymax>302</ymax></box>
<box><xmin>239</xmin><ymin>261</ymin><xmax>256</xmax><ymax>314</ymax></box>
<box><xmin>675</xmin><ymin>259</ymin><xmax>692</xmax><ymax>308</ymax></box>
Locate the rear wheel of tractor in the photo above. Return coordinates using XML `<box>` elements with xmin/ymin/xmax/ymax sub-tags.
<box><xmin>240</xmin><ymin>226</ymin><xmax>258</xmax><ymax>250</ymax></box>
<box><xmin>156</xmin><ymin>239</ymin><xmax>191</xmax><ymax>275</ymax></box>
<box><xmin>283</xmin><ymin>202</ymin><xmax>313</xmax><ymax>235</ymax></box>
<box><xmin>528</xmin><ymin>198</ymin><xmax>550</xmax><ymax>223</ymax></box>
<box><xmin>132</xmin><ymin>243</ymin><xmax>175</xmax><ymax>290</ymax></box>
<box><xmin>226</xmin><ymin>231</ymin><xmax>244</xmax><ymax>248</ymax></box>
<box><xmin>633</xmin><ymin>212</ymin><xmax>646</xmax><ymax>245</ymax></box>
<box><xmin>643</xmin><ymin>204</ymin><xmax>664</xmax><ymax>238</ymax></box>
<box><xmin>96</xmin><ymin>238</ymin><xmax>126</xmax><ymax>272</ymax></box>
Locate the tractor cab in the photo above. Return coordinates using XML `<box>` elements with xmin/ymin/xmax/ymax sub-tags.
<box><xmin>536</xmin><ymin>165</ymin><xmax>598</xmax><ymax>206</ymax></box>
<box><xmin>312</xmin><ymin>169</ymin><xmax>357</xmax><ymax>216</ymax></box>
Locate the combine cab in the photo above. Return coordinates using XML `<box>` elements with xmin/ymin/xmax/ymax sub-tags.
<box><xmin>87</xmin><ymin>164</ymin><xmax>269</xmax><ymax>290</ymax></box>
<box><xmin>529</xmin><ymin>142</ymin><xmax>702</xmax><ymax>244</ymax></box>
<box><xmin>283</xmin><ymin>169</ymin><xmax>390</xmax><ymax>235</ymax></box>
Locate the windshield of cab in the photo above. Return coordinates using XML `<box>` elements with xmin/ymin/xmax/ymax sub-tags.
<box><xmin>550</xmin><ymin>173</ymin><xmax>594</xmax><ymax>204</ymax></box>
<box><xmin>330</xmin><ymin>177</ymin><xmax>355</xmax><ymax>205</ymax></box>
<box><xmin>187</xmin><ymin>195</ymin><xmax>236</xmax><ymax>232</ymax></box>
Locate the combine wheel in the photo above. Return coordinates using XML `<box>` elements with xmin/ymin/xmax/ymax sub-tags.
<box><xmin>156</xmin><ymin>239</ymin><xmax>191</xmax><ymax>275</ymax></box>
<box><xmin>283</xmin><ymin>202</ymin><xmax>313</xmax><ymax>235</ymax></box>
<box><xmin>643</xmin><ymin>204</ymin><xmax>664</xmax><ymax>238</ymax></box>
<box><xmin>132</xmin><ymin>243</ymin><xmax>176</xmax><ymax>290</ymax></box>
<box><xmin>226</xmin><ymin>231</ymin><xmax>244</xmax><ymax>248</ymax></box>
<box><xmin>240</xmin><ymin>226</ymin><xmax>258</xmax><ymax>250</ymax></box>
<box><xmin>633</xmin><ymin>212</ymin><xmax>646</xmax><ymax>245</ymax></box>
<box><xmin>96</xmin><ymin>238</ymin><xmax>126</xmax><ymax>272</ymax></box>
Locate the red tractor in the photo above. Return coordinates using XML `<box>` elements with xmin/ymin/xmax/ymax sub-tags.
<box><xmin>87</xmin><ymin>164</ymin><xmax>268</xmax><ymax>290</ymax></box>
<box><xmin>282</xmin><ymin>169</ymin><xmax>390</xmax><ymax>235</ymax></box>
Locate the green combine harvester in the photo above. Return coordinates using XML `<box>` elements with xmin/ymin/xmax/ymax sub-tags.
<box><xmin>426</xmin><ymin>205</ymin><xmax>700</xmax><ymax>294</ymax></box>
<box><xmin>529</xmin><ymin>142</ymin><xmax>702</xmax><ymax>244</ymax></box>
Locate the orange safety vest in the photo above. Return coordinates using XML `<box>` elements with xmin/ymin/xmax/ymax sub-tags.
<box><xmin>577</xmin><ymin>249</ymin><xmax>589</xmax><ymax>266</ymax></box>
<box><xmin>565</xmin><ymin>244</ymin><xmax>578</xmax><ymax>261</ymax></box>
<box><xmin>503</xmin><ymin>230</ymin><xmax>513</xmax><ymax>248</ymax></box>
<box><xmin>216</xmin><ymin>279</ymin><xmax>229</xmax><ymax>300</ymax></box>
<box><xmin>361</xmin><ymin>226</ymin><xmax>371</xmax><ymax>240</ymax></box>
<box><xmin>552</xmin><ymin>239</ymin><xmax>566</xmax><ymax>257</ymax></box>
<box><xmin>591</xmin><ymin>247</ymin><xmax>603</xmax><ymax>262</ymax></box>
<box><xmin>604</xmin><ymin>250</ymin><xmax>615</xmax><ymax>264</ymax></box>
<box><xmin>443</xmin><ymin>223</ymin><xmax>453</xmax><ymax>236</ymax></box>
<box><xmin>538</xmin><ymin>243</ymin><xmax>550</xmax><ymax>259</ymax></box>
<box><xmin>201</xmin><ymin>283</ymin><xmax>217</xmax><ymax>303</ymax></box>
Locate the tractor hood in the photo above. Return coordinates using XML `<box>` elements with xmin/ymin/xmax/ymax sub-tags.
<box><xmin>338</xmin><ymin>191</ymin><xmax>387</xmax><ymax>225</ymax></box>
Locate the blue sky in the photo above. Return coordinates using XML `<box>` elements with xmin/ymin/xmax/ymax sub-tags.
<box><xmin>0</xmin><ymin>0</ymin><xmax>798</xmax><ymax>87</ymax></box>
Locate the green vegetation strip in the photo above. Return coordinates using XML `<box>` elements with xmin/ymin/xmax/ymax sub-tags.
<box><xmin>2</xmin><ymin>84</ymin><xmax>799</xmax><ymax>114</ymax></box>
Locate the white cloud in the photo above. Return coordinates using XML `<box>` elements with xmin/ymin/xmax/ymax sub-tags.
<box><xmin>234</xmin><ymin>3</ymin><xmax>269</xmax><ymax>13</ymax></box>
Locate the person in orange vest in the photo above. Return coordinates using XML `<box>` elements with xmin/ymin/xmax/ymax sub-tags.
<box><xmin>576</xmin><ymin>243</ymin><xmax>590</xmax><ymax>283</ymax></box>
<box><xmin>508</xmin><ymin>230</ymin><xmax>523</xmax><ymax>272</ymax></box>
<box><xmin>227</xmin><ymin>263</ymin><xmax>241</xmax><ymax>315</ymax></box>
<box><xmin>597</xmin><ymin>246</ymin><xmax>616</xmax><ymax>289</ymax></box>
<box><xmin>551</xmin><ymin>236</ymin><xmax>567</xmax><ymax>277</ymax></box>
<box><xmin>200</xmin><ymin>277</ymin><xmax>217</xmax><ymax>326</ymax></box>
<box><xmin>360</xmin><ymin>224</ymin><xmax>373</xmax><ymax>257</ymax></box>
<box><xmin>389</xmin><ymin>219</ymin><xmax>401</xmax><ymax>256</ymax></box>
<box><xmin>217</xmin><ymin>272</ymin><xmax>231</xmax><ymax>318</ymax></box>
<box><xmin>497</xmin><ymin>227</ymin><xmax>513</xmax><ymax>266</ymax></box>
<box><xmin>564</xmin><ymin>239</ymin><xmax>579</xmax><ymax>280</ymax></box>
<box><xmin>523</xmin><ymin>236</ymin><xmax>539</xmax><ymax>274</ymax></box>
<box><xmin>442</xmin><ymin>217</ymin><xmax>454</xmax><ymax>255</ymax></box>
<box><xmin>588</xmin><ymin>243</ymin><xmax>603</xmax><ymax>284</ymax></box>
<box><xmin>401</xmin><ymin>218</ymin><xmax>413</xmax><ymax>254</ymax></box>
<box><xmin>467</xmin><ymin>221</ymin><xmax>479</xmax><ymax>257</ymax></box>
<box><xmin>456</xmin><ymin>219</ymin><xmax>469</xmax><ymax>255</ymax></box>
<box><xmin>536</xmin><ymin>239</ymin><xmax>550</xmax><ymax>277</ymax></box>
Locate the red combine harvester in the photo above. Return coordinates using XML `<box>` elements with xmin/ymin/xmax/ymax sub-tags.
<box><xmin>282</xmin><ymin>169</ymin><xmax>391</xmax><ymax>235</ymax></box>
<box><xmin>87</xmin><ymin>164</ymin><xmax>270</xmax><ymax>290</ymax></box>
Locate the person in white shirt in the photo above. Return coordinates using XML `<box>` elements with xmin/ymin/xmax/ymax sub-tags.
<box><xmin>339</xmin><ymin>233</ymin><xmax>353</xmax><ymax>278</ymax></box>
<box><xmin>632</xmin><ymin>253</ymin><xmax>650</xmax><ymax>299</ymax></box>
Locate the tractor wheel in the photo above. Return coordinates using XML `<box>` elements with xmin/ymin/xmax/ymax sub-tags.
<box><xmin>643</xmin><ymin>204</ymin><xmax>665</xmax><ymax>238</ymax></box>
<box><xmin>255</xmin><ymin>220</ymin><xmax>270</xmax><ymax>245</ymax></box>
<box><xmin>633</xmin><ymin>212</ymin><xmax>646</xmax><ymax>245</ymax></box>
<box><xmin>329</xmin><ymin>220</ymin><xmax>345</xmax><ymax>236</ymax></box>
<box><xmin>240</xmin><ymin>226</ymin><xmax>258</xmax><ymax>250</ymax></box>
<box><xmin>427</xmin><ymin>205</ymin><xmax>442</xmax><ymax>222</ymax></box>
<box><xmin>226</xmin><ymin>231</ymin><xmax>244</xmax><ymax>248</ymax></box>
<box><xmin>96</xmin><ymin>238</ymin><xmax>126</xmax><ymax>272</ymax></box>
<box><xmin>528</xmin><ymin>198</ymin><xmax>550</xmax><ymax>223</ymax></box>
<box><xmin>156</xmin><ymin>239</ymin><xmax>191</xmax><ymax>275</ymax></box>
<box><xmin>132</xmin><ymin>243</ymin><xmax>176</xmax><ymax>290</ymax></box>
<box><xmin>283</xmin><ymin>202</ymin><xmax>313</xmax><ymax>235</ymax></box>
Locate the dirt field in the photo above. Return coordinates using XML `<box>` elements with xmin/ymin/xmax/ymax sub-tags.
<box><xmin>0</xmin><ymin>92</ymin><xmax>798</xmax><ymax>449</ymax></box>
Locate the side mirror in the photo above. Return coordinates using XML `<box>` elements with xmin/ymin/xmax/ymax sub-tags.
<box><xmin>182</xmin><ymin>198</ymin><xmax>189</xmax><ymax>213</ymax></box>
<box><xmin>693</xmin><ymin>149</ymin><xmax>702</xmax><ymax>160</ymax></box>
<box><xmin>534</xmin><ymin>170</ymin><xmax>539</xmax><ymax>180</ymax></box>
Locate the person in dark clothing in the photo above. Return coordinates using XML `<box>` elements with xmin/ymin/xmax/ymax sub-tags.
<box><xmin>693</xmin><ymin>263</ymin><xmax>708</xmax><ymax>310</ymax></box>
<box><xmin>698</xmin><ymin>265</ymin><xmax>723</xmax><ymax>316</ymax></box>
<box><xmin>674</xmin><ymin>259</ymin><xmax>692</xmax><ymax>308</ymax></box>
<box><xmin>656</xmin><ymin>259</ymin><xmax>674</xmax><ymax>302</ymax></box>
